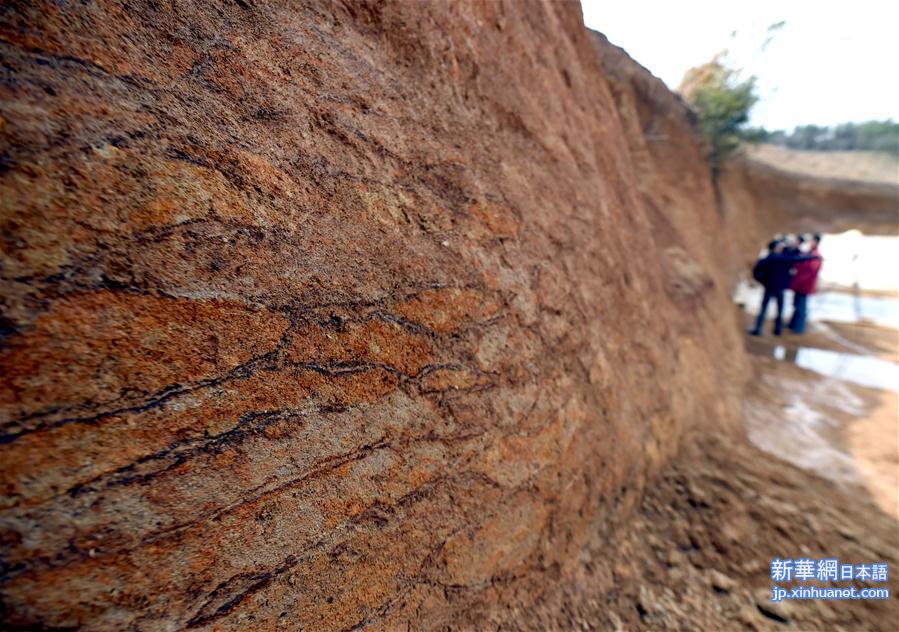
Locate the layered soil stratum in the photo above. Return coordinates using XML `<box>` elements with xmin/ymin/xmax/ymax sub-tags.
<box><xmin>0</xmin><ymin>1</ymin><xmax>896</xmax><ymax>630</ymax></box>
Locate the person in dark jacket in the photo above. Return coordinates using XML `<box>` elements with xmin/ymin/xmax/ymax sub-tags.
<box><xmin>787</xmin><ymin>234</ymin><xmax>823</xmax><ymax>334</ymax></box>
<box><xmin>750</xmin><ymin>240</ymin><xmax>821</xmax><ymax>336</ymax></box>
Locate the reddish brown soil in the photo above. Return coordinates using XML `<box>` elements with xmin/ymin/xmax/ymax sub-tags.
<box><xmin>521</xmin><ymin>434</ymin><xmax>899</xmax><ymax>631</ymax></box>
<box><xmin>1</xmin><ymin>1</ymin><xmax>895</xmax><ymax>630</ymax></box>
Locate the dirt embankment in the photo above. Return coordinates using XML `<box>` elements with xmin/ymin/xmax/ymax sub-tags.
<box><xmin>715</xmin><ymin>156</ymin><xmax>897</xmax><ymax>286</ymax></box>
<box><xmin>720</xmin><ymin>158</ymin><xmax>898</xmax><ymax>252</ymax></box>
<box><xmin>747</xmin><ymin>144</ymin><xmax>898</xmax><ymax>185</ymax></box>
<box><xmin>0</xmin><ymin>1</ymin><xmax>893</xmax><ymax>630</ymax></box>
<box><xmin>594</xmin><ymin>34</ymin><xmax>898</xmax><ymax>282</ymax></box>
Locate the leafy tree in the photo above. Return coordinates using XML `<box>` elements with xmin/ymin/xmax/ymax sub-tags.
<box><xmin>832</xmin><ymin>123</ymin><xmax>857</xmax><ymax>150</ymax></box>
<box><xmin>741</xmin><ymin>126</ymin><xmax>772</xmax><ymax>143</ymax></box>
<box><xmin>749</xmin><ymin>120</ymin><xmax>898</xmax><ymax>155</ymax></box>
<box><xmin>786</xmin><ymin>125</ymin><xmax>828</xmax><ymax>150</ymax></box>
<box><xmin>856</xmin><ymin>120</ymin><xmax>899</xmax><ymax>154</ymax></box>
<box><xmin>679</xmin><ymin>54</ymin><xmax>759</xmax><ymax>167</ymax></box>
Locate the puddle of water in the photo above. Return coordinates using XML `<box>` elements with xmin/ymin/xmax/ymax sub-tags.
<box><xmin>735</xmin><ymin>229</ymin><xmax>899</xmax><ymax>328</ymax></box>
<box><xmin>744</xmin><ymin>350</ymin><xmax>898</xmax><ymax>513</ymax></box>
<box><xmin>741</xmin><ymin>229</ymin><xmax>899</xmax><ymax>511</ymax></box>
<box><xmin>809</xmin><ymin>291</ymin><xmax>899</xmax><ymax>328</ymax></box>
<box><xmin>755</xmin><ymin>343</ymin><xmax>899</xmax><ymax>393</ymax></box>
<box><xmin>817</xmin><ymin>230</ymin><xmax>899</xmax><ymax>293</ymax></box>
<box><xmin>745</xmin><ymin>387</ymin><xmax>862</xmax><ymax>487</ymax></box>
<box><xmin>734</xmin><ymin>283</ymin><xmax>899</xmax><ymax>328</ymax></box>
<box><xmin>794</xmin><ymin>347</ymin><xmax>899</xmax><ymax>393</ymax></box>
<box><xmin>740</xmin><ymin>230</ymin><xmax>899</xmax><ymax>508</ymax></box>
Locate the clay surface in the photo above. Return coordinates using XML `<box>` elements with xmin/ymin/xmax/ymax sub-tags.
<box><xmin>3</xmin><ymin>1</ymin><xmax>888</xmax><ymax>630</ymax></box>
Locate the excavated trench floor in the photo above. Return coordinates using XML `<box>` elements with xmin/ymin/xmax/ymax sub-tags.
<box><xmin>503</xmin><ymin>305</ymin><xmax>898</xmax><ymax>631</ymax></box>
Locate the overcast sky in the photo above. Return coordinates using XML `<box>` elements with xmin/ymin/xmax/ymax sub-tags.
<box><xmin>581</xmin><ymin>0</ymin><xmax>899</xmax><ymax>131</ymax></box>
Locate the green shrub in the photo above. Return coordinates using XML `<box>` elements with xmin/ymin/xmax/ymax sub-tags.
<box><xmin>680</xmin><ymin>55</ymin><xmax>758</xmax><ymax>166</ymax></box>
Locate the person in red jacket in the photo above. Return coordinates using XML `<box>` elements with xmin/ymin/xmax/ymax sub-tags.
<box><xmin>788</xmin><ymin>233</ymin><xmax>823</xmax><ymax>334</ymax></box>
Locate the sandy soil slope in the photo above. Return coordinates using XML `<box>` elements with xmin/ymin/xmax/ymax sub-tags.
<box><xmin>748</xmin><ymin>144</ymin><xmax>898</xmax><ymax>185</ymax></box>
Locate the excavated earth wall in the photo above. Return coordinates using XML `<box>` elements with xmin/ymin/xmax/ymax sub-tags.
<box><xmin>724</xmin><ymin>161</ymin><xmax>897</xmax><ymax>237</ymax></box>
<box><xmin>2</xmin><ymin>1</ymin><xmax>755</xmax><ymax>629</ymax></box>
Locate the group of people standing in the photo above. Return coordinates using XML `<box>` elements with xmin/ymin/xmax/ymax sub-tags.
<box><xmin>750</xmin><ymin>233</ymin><xmax>823</xmax><ymax>336</ymax></box>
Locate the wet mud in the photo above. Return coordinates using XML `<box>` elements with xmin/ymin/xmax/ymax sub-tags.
<box><xmin>742</xmin><ymin>300</ymin><xmax>898</xmax><ymax>521</ymax></box>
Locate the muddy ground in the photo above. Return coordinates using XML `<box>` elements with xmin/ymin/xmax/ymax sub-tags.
<box><xmin>520</xmin><ymin>434</ymin><xmax>898</xmax><ymax>631</ymax></box>
<box><xmin>508</xmin><ymin>307</ymin><xmax>898</xmax><ymax>631</ymax></box>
